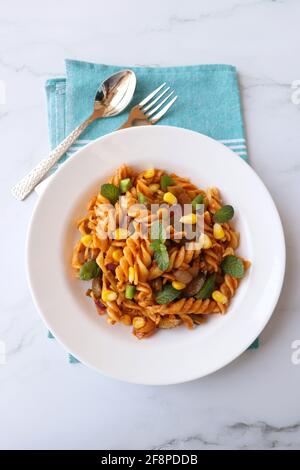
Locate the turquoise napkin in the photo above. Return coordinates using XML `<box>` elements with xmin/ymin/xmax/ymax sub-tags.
<box><xmin>46</xmin><ymin>60</ymin><xmax>248</xmax><ymax>168</ymax></box>
<box><xmin>45</xmin><ymin>59</ymin><xmax>258</xmax><ymax>363</ymax></box>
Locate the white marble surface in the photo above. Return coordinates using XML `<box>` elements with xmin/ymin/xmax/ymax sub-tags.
<box><xmin>1</xmin><ymin>0</ymin><xmax>300</xmax><ymax>450</ymax></box>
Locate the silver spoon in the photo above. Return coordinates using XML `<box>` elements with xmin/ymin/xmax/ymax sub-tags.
<box><xmin>11</xmin><ymin>70</ymin><xmax>137</xmax><ymax>200</ymax></box>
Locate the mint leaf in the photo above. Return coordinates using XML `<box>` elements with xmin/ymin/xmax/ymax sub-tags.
<box><xmin>155</xmin><ymin>283</ymin><xmax>181</xmax><ymax>304</ymax></box>
<box><xmin>158</xmin><ymin>222</ymin><xmax>166</xmax><ymax>243</ymax></box>
<box><xmin>151</xmin><ymin>221</ymin><xmax>166</xmax><ymax>244</ymax></box>
<box><xmin>150</xmin><ymin>221</ymin><xmax>169</xmax><ymax>270</ymax></box>
<box><xmin>79</xmin><ymin>260</ymin><xmax>100</xmax><ymax>281</ymax></box>
<box><xmin>154</xmin><ymin>245</ymin><xmax>169</xmax><ymax>271</ymax></box>
<box><xmin>150</xmin><ymin>240</ymin><xmax>161</xmax><ymax>251</ymax></box>
<box><xmin>160</xmin><ymin>174</ymin><xmax>174</xmax><ymax>192</ymax></box>
<box><xmin>138</xmin><ymin>192</ymin><xmax>147</xmax><ymax>204</ymax></box>
<box><xmin>195</xmin><ymin>273</ymin><xmax>216</xmax><ymax>299</ymax></box>
<box><xmin>221</xmin><ymin>255</ymin><xmax>244</xmax><ymax>278</ymax></box>
<box><xmin>101</xmin><ymin>183</ymin><xmax>120</xmax><ymax>205</ymax></box>
<box><xmin>192</xmin><ymin>194</ymin><xmax>204</xmax><ymax>210</ymax></box>
<box><xmin>213</xmin><ymin>205</ymin><xmax>234</xmax><ymax>223</ymax></box>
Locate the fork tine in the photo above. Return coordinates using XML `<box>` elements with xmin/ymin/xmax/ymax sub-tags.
<box><xmin>150</xmin><ymin>96</ymin><xmax>178</xmax><ymax>124</ymax></box>
<box><xmin>138</xmin><ymin>83</ymin><xmax>166</xmax><ymax>108</ymax></box>
<box><xmin>142</xmin><ymin>86</ymin><xmax>170</xmax><ymax>112</ymax></box>
<box><xmin>146</xmin><ymin>91</ymin><xmax>175</xmax><ymax>117</ymax></box>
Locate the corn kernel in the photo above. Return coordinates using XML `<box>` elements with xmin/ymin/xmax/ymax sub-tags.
<box><xmin>128</xmin><ymin>266</ymin><xmax>135</xmax><ymax>283</ymax></box>
<box><xmin>179</xmin><ymin>213</ymin><xmax>197</xmax><ymax>225</ymax></box>
<box><xmin>163</xmin><ymin>192</ymin><xmax>177</xmax><ymax>205</ymax></box>
<box><xmin>80</xmin><ymin>234</ymin><xmax>93</xmax><ymax>247</ymax></box>
<box><xmin>133</xmin><ymin>316</ymin><xmax>146</xmax><ymax>329</ymax></box>
<box><xmin>102</xmin><ymin>290</ymin><xmax>118</xmax><ymax>302</ymax></box>
<box><xmin>149</xmin><ymin>183</ymin><xmax>160</xmax><ymax>192</ymax></box>
<box><xmin>172</xmin><ymin>281</ymin><xmax>186</xmax><ymax>290</ymax></box>
<box><xmin>202</xmin><ymin>234</ymin><xmax>212</xmax><ymax>249</ymax></box>
<box><xmin>112</xmin><ymin>248</ymin><xmax>123</xmax><ymax>262</ymax></box>
<box><xmin>144</xmin><ymin>169</ymin><xmax>155</xmax><ymax>179</ymax></box>
<box><xmin>115</xmin><ymin>228</ymin><xmax>128</xmax><ymax>240</ymax></box>
<box><xmin>212</xmin><ymin>290</ymin><xmax>228</xmax><ymax>304</ymax></box>
<box><xmin>213</xmin><ymin>223</ymin><xmax>225</xmax><ymax>240</ymax></box>
<box><xmin>121</xmin><ymin>314</ymin><xmax>132</xmax><ymax>326</ymax></box>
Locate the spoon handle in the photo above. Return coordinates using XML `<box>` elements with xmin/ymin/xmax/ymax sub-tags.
<box><xmin>11</xmin><ymin>115</ymin><xmax>94</xmax><ymax>200</ymax></box>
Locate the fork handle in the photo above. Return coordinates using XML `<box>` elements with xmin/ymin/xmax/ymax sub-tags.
<box><xmin>118</xmin><ymin>121</ymin><xmax>135</xmax><ymax>130</ymax></box>
<box><xmin>118</xmin><ymin>105</ymin><xmax>152</xmax><ymax>130</ymax></box>
<box><xmin>11</xmin><ymin>115</ymin><xmax>94</xmax><ymax>200</ymax></box>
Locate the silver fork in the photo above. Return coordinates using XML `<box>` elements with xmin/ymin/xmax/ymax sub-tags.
<box><xmin>118</xmin><ymin>83</ymin><xmax>177</xmax><ymax>129</ymax></box>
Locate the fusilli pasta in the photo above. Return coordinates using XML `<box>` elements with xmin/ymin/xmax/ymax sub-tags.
<box><xmin>72</xmin><ymin>165</ymin><xmax>250</xmax><ymax>339</ymax></box>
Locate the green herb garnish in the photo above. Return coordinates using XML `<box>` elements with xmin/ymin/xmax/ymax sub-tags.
<box><xmin>138</xmin><ymin>192</ymin><xmax>147</xmax><ymax>204</ymax></box>
<box><xmin>151</xmin><ymin>221</ymin><xmax>166</xmax><ymax>244</ymax></box>
<box><xmin>213</xmin><ymin>205</ymin><xmax>234</xmax><ymax>223</ymax></box>
<box><xmin>101</xmin><ymin>183</ymin><xmax>120</xmax><ymax>205</ymax></box>
<box><xmin>155</xmin><ymin>284</ymin><xmax>181</xmax><ymax>304</ymax></box>
<box><xmin>195</xmin><ymin>273</ymin><xmax>216</xmax><ymax>299</ymax></box>
<box><xmin>221</xmin><ymin>255</ymin><xmax>244</xmax><ymax>278</ymax></box>
<box><xmin>119</xmin><ymin>178</ymin><xmax>132</xmax><ymax>194</ymax></box>
<box><xmin>160</xmin><ymin>174</ymin><xmax>174</xmax><ymax>192</ymax></box>
<box><xmin>154</xmin><ymin>245</ymin><xmax>169</xmax><ymax>271</ymax></box>
<box><xmin>150</xmin><ymin>240</ymin><xmax>161</xmax><ymax>251</ymax></box>
<box><xmin>192</xmin><ymin>194</ymin><xmax>204</xmax><ymax>210</ymax></box>
<box><xmin>150</xmin><ymin>221</ymin><xmax>169</xmax><ymax>271</ymax></box>
<box><xmin>79</xmin><ymin>260</ymin><xmax>101</xmax><ymax>281</ymax></box>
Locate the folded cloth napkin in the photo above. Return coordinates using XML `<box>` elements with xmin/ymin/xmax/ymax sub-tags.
<box><xmin>45</xmin><ymin>59</ymin><xmax>258</xmax><ymax>363</ymax></box>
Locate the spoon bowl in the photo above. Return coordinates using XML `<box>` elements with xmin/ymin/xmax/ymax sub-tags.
<box><xmin>94</xmin><ymin>70</ymin><xmax>137</xmax><ymax>117</ymax></box>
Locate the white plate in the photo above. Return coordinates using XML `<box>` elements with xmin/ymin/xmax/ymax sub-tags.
<box><xmin>27</xmin><ymin>126</ymin><xmax>285</xmax><ymax>385</ymax></box>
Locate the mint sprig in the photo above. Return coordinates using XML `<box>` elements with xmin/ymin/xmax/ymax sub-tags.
<box><xmin>150</xmin><ymin>240</ymin><xmax>161</xmax><ymax>251</ymax></box>
<box><xmin>101</xmin><ymin>183</ymin><xmax>120</xmax><ymax>205</ymax></box>
<box><xmin>138</xmin><ymin>192</ymin><xmax>147</xmax><ymax>204</ymax></box>
<box><xmin>150</xmin><ymin>221</ymin><xmax>169</xmax><ymax>271</ymax></box>
<box><xmin>221</xmin><ymin>255</ymin><xmax>244</xmax><ymax>278</ymax></box>
<box><xmin>79</xmin><ymin>260</ymin><xmax>101</xmax><ymax>281</ymax></box>
<box><xmin>192</xmin><ymin>194</ymin><xmax>204</xmax><ymax>210</ymax></box>
<box><xmin>195</xmin><ymin>273</ymin><xmax>216</xmax><ymax>299</ymax></box>
<box><xmin>151</xmin><ymin>221</ymin><xmax>166</xmax><ymax>244</ymax></box>
<box><xmin>160</xmin><ymin>174</ymin><xmax>174</xmax><ymax>192</ymax></box>
<box><xmin>154</xmin><ymin>245</ymin><xmax>169</xmax><ymax>271</ymax></box>
<box><xmin>155</xmin><ymin>284</ymin><xmax>181</xmax><ymax>304</ymax></box>
<box><xmin>213</xmin><ymin>205</ymin><xmax>234</xmax><ymax>223</ymax></box>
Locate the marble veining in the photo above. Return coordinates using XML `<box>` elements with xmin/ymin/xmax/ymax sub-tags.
<box><xmin>153</xmin><ymin>422</ymin><xmax>300</xmax><ymax>450</ymax></box>
<box><xmin>139</xmin><ymin>0</ymin><xmax>286</xmax><ymax>34</ymax></box>
<box><xmin>1</xmin><ymin>0</ymin><xmax>299</xmax><ymax>450</ymax></box>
